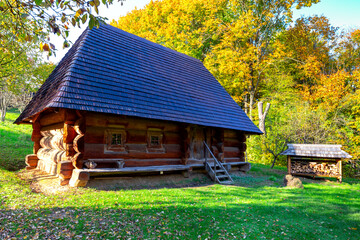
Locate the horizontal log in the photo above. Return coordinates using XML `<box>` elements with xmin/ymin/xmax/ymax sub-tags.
<box><xmin>223</xmin><ymin>157</ymin><xmax>246</xmax><ymax>162</ymax></box>
<box><xmin>224</xmin><ymin>130</ymin><xmax>238</xmax><ymax>138</ymax></box>
<box><xmin>84</xmin><ymin>143</ymin><xmax>182</xmax><ymax>159</ymax></box>
<box><xmin>85</xmin><ymin>127</ymin><xmax>181</xmax><ymax>145</ymax></box>
<box><xmin>124</xmin><ymin>158</ymin><xmax>182</xmax><ymax>167</ymax></box>
<box><xmin>224</xmin><ymin>151</ymin><xmax>244</xmax><ymax>158</ymax></box>
<box><xmin>58</xmin><ymin>169</ymin><xmax>73</xmax><ymax>179</ymax></box>
<box><xmin>37</xmin><ymin>148</ymin><xmax>66</xmax><ymax>163</ymax></box>
<box><xmin>40</xmin><ymin>123</ymin><xmax>64</xmax><ymax>132</ymax></box>
<box><xmin>40</xmin><ymin>134</ymin><xmax>65</xmax><ymax>151</ymax></box>
<box><xmin>57</xmin><ymin>160</ymin><xmax>75</xmax><ymax>171</ymax></box>
<box><xmin>85</xmin><ymin>112</ymin><xmax>180</xmax><ymax>132</ymax></box>
<box><xmin>224</xmin><ymin>146</ymin><xmax>242</xmax><ymax>153</ymax></box>
<box><xmin>39</xmin><ymin>109</ymin><xmax>65</xmax><ymax>127</ymax></box>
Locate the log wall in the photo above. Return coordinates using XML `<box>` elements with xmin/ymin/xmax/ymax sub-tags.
<box><xmin>83</xmin><ymin>112</ymin><xmax>183</xmax><ymax>167</ymax></box>
<box><xmin>223</xmin><ymin>129</ymin><xmax>246</xmax><ymax>162</ymax></box>
<box><xmin>28</xmin><ymin>110</ymin><xmax>249</xmax><ymax>185</ymax></box>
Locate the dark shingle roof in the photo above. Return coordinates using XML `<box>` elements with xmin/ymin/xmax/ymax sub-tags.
<box><xmin>15</xmin><ymin>24</ymin><xmax>262</xmax><ymax>134</ymax></box>
<box><xmin>280</xmin><ymin>144</ymin><xmax>352</xmax><ymax>159</ymax></box>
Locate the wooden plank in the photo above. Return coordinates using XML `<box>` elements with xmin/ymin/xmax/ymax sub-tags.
<box><xmin>81</xmin><ymin>164</ymin><xmax>190</xmax><ymax>173</ymax></box>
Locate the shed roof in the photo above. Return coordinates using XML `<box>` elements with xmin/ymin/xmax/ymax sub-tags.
<box><xmin>15</xmin><ymin>24</ymin><xmax>262</xmax><ymax>134</ymax></box>
<box><xmin>280</xmin><ymin>144</ymin><xmax>352</xmax><ymax>159</ymax></box>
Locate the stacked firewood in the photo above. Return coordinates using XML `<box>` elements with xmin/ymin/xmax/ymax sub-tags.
<box><xmin>291</xmin><ymin>161</ymin><xmax>340</xmax><ymax>177</ymax></box>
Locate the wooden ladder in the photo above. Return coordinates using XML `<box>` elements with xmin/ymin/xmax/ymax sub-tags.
<box><xmin>203</xmin><ymin>141</ymin><xmax>233</xmax><ymax>184</ymax></box>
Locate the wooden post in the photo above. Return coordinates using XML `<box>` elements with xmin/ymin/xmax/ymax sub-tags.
<box><xmin>338</xmin><ymin>159</ymin><xmax>342</xmax><ymax>183</ymax></box>
<box><xmin>26</xmin><ymin>120</ymin><xmax>41</xmax><ymax>169</ymax></box>
<box><xmin>287</xmin><ymin>155</ymin><xmax>291</xmax><ymax>175</ymax></box>
<box><xmin>180</xmin><ymin>124</ymin><xmax>190</xmax><ymax>165</ymax></box>
<box><xmin>31</xmin><ymin>121</ymin><xmax>41</xmax><ymax>154</ymax></box>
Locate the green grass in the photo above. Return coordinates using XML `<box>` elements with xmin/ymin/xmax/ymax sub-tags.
<box><xmin>1</xmin><ymin>111</ymin><xmax>360</xmax><ymax>239</ymax></box>
<box><xmin>0</xmin><ymin>109</ymin><xmax>32</xmax><ymax>171</ymax></box>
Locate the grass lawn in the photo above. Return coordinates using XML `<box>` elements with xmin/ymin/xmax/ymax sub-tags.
<box><xmin>1</xmin><ymin>111</ymin><xmax>359</xmax><ymax>239</ymax></box>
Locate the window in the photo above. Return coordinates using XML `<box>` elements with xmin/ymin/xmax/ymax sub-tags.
<box><xmin>105</xmin><ymin>128</ymin><xmax>127</xmax><ymax>153</ymax></box>
<box><xmin>111</xmin><ymin>134</ymin><xmax>122</xmax><ymax>145</ymax></box>
<box><xmin>147</xmin><ymin>128</ymin><xmax>165</xmax><ymax>153</ymax></box>
<box><xmin>150</xmin><ymin>135</ymin><xmax>160</xmax><ymax>146</ymax></box>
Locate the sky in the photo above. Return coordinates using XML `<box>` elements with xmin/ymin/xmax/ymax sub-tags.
<box><xmin>48</xmin><ymin>0</ymin><xmax>360</xmax><ymax>63</ymax></box>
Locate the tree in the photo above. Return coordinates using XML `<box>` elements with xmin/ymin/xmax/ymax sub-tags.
<box><xmin>112</xmin><ymin>0</ymin><xmax>319</xmax><ymax>120</ymax></box>
<box><xmin>111</xmin><ymin>0</ymin><xmax>227</xmax><ymax>61</ymax></box>
<box><xmin>0</xmin><ymin>0</ymin><xmax>119</xmax><ymax>53</ymax></box>
<box><xmin>273</xmin><ymin>16</ymin><xmax>338</xmax><ymax>92</ymax></box>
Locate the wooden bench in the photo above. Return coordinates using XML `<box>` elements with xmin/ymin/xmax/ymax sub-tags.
<box><xmin>69</xmin><ymin>164</ymin><xmax>191</xmax><ymax>187</ymax></box>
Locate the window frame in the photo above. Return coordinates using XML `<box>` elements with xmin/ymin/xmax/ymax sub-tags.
<box><xmin>105</xmin><ymin>128</ymin><xmax>127</xmax><ymax>153</ymax></box>
<box><xmin>147</xmin><ymin>128</ymin><xmax>165</xmax><ymax>153</ymax></box>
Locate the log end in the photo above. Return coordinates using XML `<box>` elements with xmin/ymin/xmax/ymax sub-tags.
<box><xmin>25</xmin><ymin>154</ymin><xmax>39</xmax><ymax>168</ymax></box>
<box><xmin>69</xmin><ymin>169</ymin><xmax>90</xmax><ymax>187</ymax></box>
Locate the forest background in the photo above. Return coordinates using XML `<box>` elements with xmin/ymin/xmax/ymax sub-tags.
<box><xmin>1</xmin><ymin>0</ymin><xmax>359</xmax><ymax>176</ymax></box>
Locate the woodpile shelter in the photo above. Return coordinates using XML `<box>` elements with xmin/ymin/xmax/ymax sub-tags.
<box><xmin>281</xmin><ymin>144</ymin><xmax>352</xmax><ymax>182</ymax></box>
<box><xmin>15</xmin><ymin>24</ymin><xmax>262</xmax><ymax>187</ymax></box>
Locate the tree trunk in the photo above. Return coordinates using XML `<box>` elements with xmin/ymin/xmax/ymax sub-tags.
<box><xmin>258</xmin><ymin>101</ymin><xmax>271</xmax><ymax>135</ymax></box>
<box><xmin>244</xmin><ymin>94</ymin><xmax>249</xmax><ymax>115</ymax></box>
<box><xmin>0</xmin><ymin>96</ymin><xmax>7</xmax><ymax>122</ymax></box>
<box><xmin>249</xmin><ymin>91</ymin><xmax>254</xmax><ymax>120</ymax></box>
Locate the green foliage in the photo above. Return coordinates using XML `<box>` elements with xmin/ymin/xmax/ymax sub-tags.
<box><xmin>0</xmin><ymin>0</ymin><xmax>115</xmax><ymax>53</ymax></box>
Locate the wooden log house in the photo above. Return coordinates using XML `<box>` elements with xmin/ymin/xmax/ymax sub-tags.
<box><xmin>281</xmin><ymin>144</ymin><xmax>352</xmax><ymax>182</ymax></box>
<box><xmin>15</xmin><ymin>25</ymin><xmax>262</xmax><ymax>187</ymax></box>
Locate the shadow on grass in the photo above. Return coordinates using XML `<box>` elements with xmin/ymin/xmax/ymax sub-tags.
<box><xmin>1</xmin><ymin>183</ymin><xmax>359</xmax><ymax>239</ymax></box>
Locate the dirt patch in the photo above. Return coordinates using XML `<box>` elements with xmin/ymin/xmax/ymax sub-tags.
<box><xmin>17</xmin><ymin>169</ymin><xmax>216</xmax><ymax>194</ymax></box>
<box><xmin>18</xmin><ymin>169</ymin><xmax>71</xmax><ymax>195</ymax></box>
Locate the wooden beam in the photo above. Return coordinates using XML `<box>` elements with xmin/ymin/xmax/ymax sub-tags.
<box><xmin>287</xmin><ymin>156</ymin><xmax>291</xmax><ymax>175</ymax></box>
